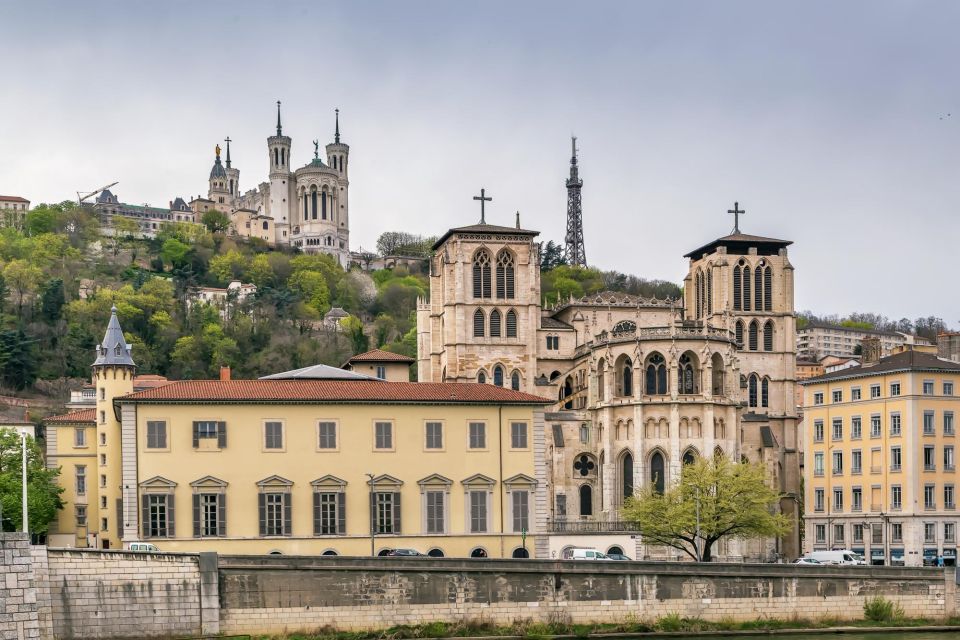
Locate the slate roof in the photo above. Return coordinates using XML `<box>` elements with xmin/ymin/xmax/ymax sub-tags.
<box><xmin>44</xmin><ymin>408</ymin><xmax>96</xmax><ymax>424</ymax></box>
<box><xmin>93</xmin><ymin>306</ymin><xmax>135</xmax><ymax>367</ymax></box>
<box><xmin>432</xmin><ymin>223</ymin><xmax>539</xmax><ymax>250</ymax></box>
<box><xmin>684</xmin><ymin>232</ymin><xmax>792</xmax><ymax>259</ymax></box>
<box><xmin>800</xmin><ymin>349</ymin><xmax>960</xmax><ymax>385</ymax></box>
<box><xmin>345</xmin><ymin>349</ymin><xmax>415</xmax><ymax>364</ymax></box>
<box><xmin>117</xmin><ymin>380</ymin><xmax>552</xmax><ymax>405</ymax></box>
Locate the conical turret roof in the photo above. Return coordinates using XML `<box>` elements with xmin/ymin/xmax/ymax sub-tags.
<box><xmin>93</xmin><ymin>305</ymin><xmax>136</xmax><ymax>368</ymax></box>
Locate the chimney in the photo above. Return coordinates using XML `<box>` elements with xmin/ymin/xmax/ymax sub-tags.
<box><xmin>220</xmin><ymin>366</ymin><xmax>231</xmax><ymax>381</ymax></box>
<box><xmin>861</xmin><ymin>337</ymin><xmax>882</xmax><ymax>365</ymax></box>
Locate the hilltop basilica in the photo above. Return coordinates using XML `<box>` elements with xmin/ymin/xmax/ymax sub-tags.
<box><xmin>192</xmin><ymin>102</ymin><xmax>351</xmax><ymax>266</ymax></box>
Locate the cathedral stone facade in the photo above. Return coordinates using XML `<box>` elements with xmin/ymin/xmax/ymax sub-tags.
<box><xmin>418</xmin><ymin>217</ymin><xmax>800</xmax><ymax>561</ymax></box>
<box><xmin>193</xmin><ymin>103</ymin><xmax>351</xmax><ymax>266</ymax></box>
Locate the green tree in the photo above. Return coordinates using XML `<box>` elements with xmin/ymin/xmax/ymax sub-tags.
<box><xmin>0</xmin><ymin>431</ymin><xmax>63</xmax><ymax>534</ymax></box>
<box><xmin>201</xmin><ymin>210</ymin><xmax>231</xmax><ymax>234</ymax></box>
<box><xmin>622</xmin><ymin>455</ymin><xmax>790</xmax><ymax>562</ymax></box>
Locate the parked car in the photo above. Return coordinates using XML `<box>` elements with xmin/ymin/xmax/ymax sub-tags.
<box><xmin>804</xmin><ymin>550</ymin><xmax>866</xmax><ymax>565</ymax></box>
<box><xmin>127</xmin><ymin>542</ymin><xmax>159</xmax><ymax>553</ymax></box>
<box><xmin>386</xmin><ymin>548</ymin><xmax>425</xmax><ymax>557</ymax></box>
<box><xmin>793</xmin><ymin>557</ymin><xmax>822</xmax><ymax>565</ymax></box>
<box><xmin>606</xmin><ymin>553</ymin><xmax>632</xmax><ymax>561</ymax></box>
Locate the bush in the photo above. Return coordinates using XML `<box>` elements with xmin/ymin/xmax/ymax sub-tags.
<box><xmin>863</xmin><ymin>596</ymin><xmax>904</xmax><ymax>622</ymax></box>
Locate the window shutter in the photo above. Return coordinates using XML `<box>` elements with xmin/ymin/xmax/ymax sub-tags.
<box><xmin>193</xmin><ymin>494</ymin><xmax>201</xmax><ymax>538</ymax></box>
<box><xmin>167</xmin><ymin>494</ymin><xmax>175</xmax><ymax>538</ymax></box>
<box><xmin>337</xmin><ymin>492</ymin><xmax>346</xmax><ymax>535</ymax></box>
<box><xmin>313</xmin><ymin>492</ymin><xmax>321</xmax><ymax>536</ymax></box>
<box><xmin>142</xmin><ymin>496</ymin><xmax>150</xmax><ymax>537</ymax></box>
<box><xmin>218</xmin><ymin>494</ymin><xmax>226</xmax><ymax>537</ymax></box>
<box><xmin>217</xmin><ymin>421</ymin><xmax>227</xmax><ymax>448</ymax></box>
<box><xmin>192</xmin><ymin>422</ymin><xmax>200</xmax><ymax>448</ymax></box>
<box><xmin>258</xmin><ymin>493</ymin><xmax>266</xmax><ymax>536</ymax></box>
<box><xmin>283</xmin><ymin>493</ymin><xmax>292</xmax><ymax>536</ymax></box>
<box><xmin>393</xmin><ymin>492</ymin><xmax>401</xmax><ymax>534</ymax></box>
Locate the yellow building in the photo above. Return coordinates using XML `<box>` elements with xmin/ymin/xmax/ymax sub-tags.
<box><xmin>46</xmin><ymin>308</ymin><xmax>550</xmax><ymax>558</ymax></box>
<box><xmin>801</xmin><ymin>339</ymin><xmax>960</xmax><ymax>566</ymax></box>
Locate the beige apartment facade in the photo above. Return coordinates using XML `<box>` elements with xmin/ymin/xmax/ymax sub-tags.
<box><xmin>802</xmin><ymin>342</ymin><xmax>960</xmax><ymax>566</ymax></box>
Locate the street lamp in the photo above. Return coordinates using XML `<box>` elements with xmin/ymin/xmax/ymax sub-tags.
<box><xmin>366</xmin><ymin>473</ymin><xmax>376</xmax><ymax>557</ymax></box>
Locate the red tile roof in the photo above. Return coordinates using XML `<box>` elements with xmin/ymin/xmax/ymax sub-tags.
<box><xmin>0</xmin><ymin>195</ymin><xmax>30</xmax><ymax>203</ymax></box>
<box><xmin>117</xmin><ymin>380</ymin><xmax>551</xmax><ymax>405</ymax></box>
<box><xmin>346</xmin><ymin>348</ymin><xmax>415</xmax><ymax>364</ymax></box>
<box><xmin>44</xmin><ymin>408</ymin><xmax>96</xmax><ymax>424</ymax></box>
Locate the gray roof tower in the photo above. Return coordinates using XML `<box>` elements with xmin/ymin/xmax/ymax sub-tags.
<box><xmin>93</xmin><ymin>305</ymin><xmax>136</xmax><ymax>368</ymax></box>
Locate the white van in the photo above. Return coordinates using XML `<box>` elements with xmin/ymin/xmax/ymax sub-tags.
<box><xmin>568</xmin><ymin>548</ymin><xmax>610</xmax><ymax>561</ymax></box>
<box><xmin>127</xmin><ymin>542</ymin><xmax>159</xmax><ymax>553</ymax></box>
<box><xmin>804</xmin><ymin>550</ymin><xmax>865</xmax><ymax>565</ymax></box>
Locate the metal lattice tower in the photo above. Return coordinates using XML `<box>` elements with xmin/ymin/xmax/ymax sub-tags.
<box><xmin>564</xmin><ymin>136</ymin><xmax>586</xmax><ymax>266</ymax></box>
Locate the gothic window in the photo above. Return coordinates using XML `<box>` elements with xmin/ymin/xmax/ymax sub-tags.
<box><xmin>650</xmin><ymin>451</ymin><xmax>665</xmax><ymax>494</ymax></box>
<box><xmin>754</xmin><ymin>262</ymin><xmax>763</xmax><ymax>311</ymax></box>
<box><xmin>748</xmin><ymin>374</ymin><xmax>758</xmax><ymax>408</ymax></box>
<box><xmin>733</xmin><ymin>265</ymin><xmax>742</xmax><ymax>311</ymax></box>
<box><xmin>678</xmin><ymin>352</ymin><xmax>697</xmax><ymax>394</ymax></box>
<box><xmin>763</xmin><ymin>321</ymin><xmax>774</xmax><ymax>352</ymax></box>
<box><xmin>473</xmin><ymin>309</ymin><xmax>485</xmax><ymax>337</ymax></box>
<box><xmin>505</xmin><ymin>310</ymin><xmax>518</xmax><ymax>337</ymax></box>
<box><xmin>496</xmin><ymin>251</ymin><xmax>515</xmax><ymax>299</ymax></box>
<box><xmin>748</xmin><ymin>321</ymin><xmax>759</xmax><ymax>351</ymax></box>
<box><xmin>490</xmin><ymin>310</ymin><xmax>502</xmax><ymax>337</ymax></box>
<box><xmin>735</xmin><ymin>321</ymin><xmax>744</xmax><ymax>348</ymax></box>
<box><xmin>511</xmin><ymin>371</ymin><xmax>520</xmax><ymax>391</ymax></box>
<box><xmin>761</xmin><ymin>377</ymin><xmax>769</xmax><ymax>408</ymax></box>
<box><xmin>579</xmin><ymin>484</ymin><xmax>593</xmax><ymax>517</ymax></box>
<box><xmin>742</xmin><ymin>265</ymin><xmax>752</xmax><ymax>311</ymax></box>
<box><xmin>764</xmin><ymin>266</ymin><xmax>772</xmax><ymax>311</ymax></box>
<box><xmin>621</xmin><ymin>453</ymin><xmax>633</xmax><ymax>501</ymax></box>
<box><xmin>493</xmin><ymin>365</ymin><xmax>504</xmax><ymax>387</ymax></box>
<box><xmin>707</xmin><ymin>268</ymin><xmax>713</xmax><ymax>314</ymax></box>
<box><xmin>645</xmin><ymin>353</ymin><xmax>667</xmax><ymax>395</ymax></box>
<box><xmin>472</xmin><ymin>250</ymin><xmax>492</xmax><ymax>299</ymax></box>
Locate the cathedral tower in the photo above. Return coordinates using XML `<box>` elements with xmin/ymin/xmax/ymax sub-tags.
<box><xmin>92</xmin><ymin>306</ymin><xmax>135</xmax><ymax>549</ymax></box>
<box><xmin>267</xmin><ymin>101</ymin><xmax>293</xmax><ymax>239</ymax></box>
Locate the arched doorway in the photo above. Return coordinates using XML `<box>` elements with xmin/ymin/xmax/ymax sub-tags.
<box><xmin>622</xmin><ymin>453</ymin><xmax>634</xmax><ymax>501</ymax></box>
<box><xmin>512</xmin><ymin>547</ymin><xmax>530</xmax><ymax>558</ymax></box>
<box><xmin>579</xmin><ymin>484</ymin><xmax>593</xmax><ymax>516</ymax></box>
<box><xmin>650</xmin><ymin>451</ymin><xmax>665</xmax><ymax>494</ymax></box>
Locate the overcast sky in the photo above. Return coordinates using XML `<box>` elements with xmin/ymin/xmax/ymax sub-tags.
<box><xmin>2</xmin><ymin>1</ymin><xmax>958</xmax><ymax>324</ymax></box>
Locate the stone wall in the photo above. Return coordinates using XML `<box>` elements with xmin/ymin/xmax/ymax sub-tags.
<box><xmin>0</xmin><ymin>533</ymin><xmax>42</xmax><ymax>640</ymax></box>
<box><xmin>43</xmin><ymin>547</ymin><xmax>202</xmax><ymax>639</ymax></box>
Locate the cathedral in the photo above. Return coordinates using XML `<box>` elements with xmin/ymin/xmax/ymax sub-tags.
<box><xmin>417</xmin><ymin>199</ymin><xmax>800</xmax><ymax>561</ymax></box>
<box><xmin>192</xmin><ymin>102</ymin><xmax>351</xmax><ymax>266</ymax></box>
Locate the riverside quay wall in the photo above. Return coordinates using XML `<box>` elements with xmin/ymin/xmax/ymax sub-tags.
<box><xmin>1</xmin><ymin>533</ymin><xmax>958</xmax><ymax>639</ymax></box>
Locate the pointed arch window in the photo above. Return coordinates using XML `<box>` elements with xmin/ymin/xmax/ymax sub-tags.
<box><xmin>472</xmin><ymin>250</ymin><xmax>492</xmax><ymax>299</ymax></box>
<box><xmin>511</xmin><ymin>371</ymin><xmax>520</xmax><ymax>391</ymax></box>
<box><xmin>650</xmin><ymin>451</ymin><xmax>665</xmax><ymax>494</ymax></box>
<box><xmin>748</xmin><ymin>321</ymin><xmax>759</xmax><ymax>351</ymax></box>
<box><xmin>763</xmin><ymin>321</ymin><xmax>774</xmax><ymax>352</ymax></box>
<box><xmin>505</xmin><ymin>310</ymin><xmax>517</xmax><ymax>337</ymax></box>
<box><xmin>473</xmin><ymin>309</ymin><xmax>485</xmax><ymax>337</ymax></box>
<box><xmin>493</xmin><ymin>365</ymin><xmax>504</xmax><ymax>387</ymax></box>
<box><xmin>735</xmin><ymin>321</ymin><xmax>744</xmax><ymax>348</ymax></box>
<box><xmin>764</xmin><ymin>266</ymin><xmax>773</xmax><ymax>311</ymax></box>
<box><xmin>754</xmin><ymin>262</ymin><xmax>763</xmax><ymax>310</ymax></box>
<box><xmin>761</xmin><ymin>377</ymin><xmax>769</xmax><ymax>408</ymax></box>
<box><xmin>732</xmin><ymin>265</ymin><xmax>742</xmax><ymax>311</ymax></box>
<box><xmin>489</xmin><ymin>310</ymin><xmax>502</xmax><ymax>337</ymax></box>
<box><xmin>742</xmin><ymin>266</ymin><xmax>752</xmax><ymax>311</ymax></box>
<box><xmin>748</xmin><ymin>374</ymin><xmax>759</xmax><ymax>408</ymax></box>
<box><xmin>496</xmin><ymin>251</ymin><xmax>515</xmax><ymax>299</ymax></box>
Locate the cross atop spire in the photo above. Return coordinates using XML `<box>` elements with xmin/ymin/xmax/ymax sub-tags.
<box><xmin>335</xmin><ymin>108</ymin><xmax>340</xmax><ymax>144</ymax></box>
<box><xmin>473</xmin><ymin>188</ymin><xmax>492</xmax><ymax>224</ymax></box>
<box><xmin>276</xmin><ymin>100</ymin><xmax>282</xmax><ymax>136</ymax></box>
<box><xmin>727</xmin><ymin>201</ymin><xmax>746</xmax><ymax>234</ymax></box>
<box><xmin>224</xmin><ymin>136</ymin><xmax>232</xmax><ymax>168</ymax></box>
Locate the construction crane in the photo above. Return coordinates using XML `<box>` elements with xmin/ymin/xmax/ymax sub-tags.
<box><xmin>77</xmin><ymin>182</ymin><xmax>119</xmax><ymax>205</ymax></box>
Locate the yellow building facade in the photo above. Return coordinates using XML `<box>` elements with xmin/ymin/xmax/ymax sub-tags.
<box><xmin>802</xmin><ymin>342</ymin><xmax>960</xmax><ymax>566</ymax></box>
<box><xmin>46</xmin><ymin>308</ymin><xmax>550</xmax><ymax>557</ymax></box>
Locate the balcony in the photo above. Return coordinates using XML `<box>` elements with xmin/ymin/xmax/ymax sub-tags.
<box><xmin>548</xmin><ymin>519</ymin><xmax>642</xmax><ymax>534</ymax></box>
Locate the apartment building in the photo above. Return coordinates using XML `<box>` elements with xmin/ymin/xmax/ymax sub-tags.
<box><xmin>802</xmin><ymin>339</ymin><xmax>960</xmax><ymax>566</ymax></box>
